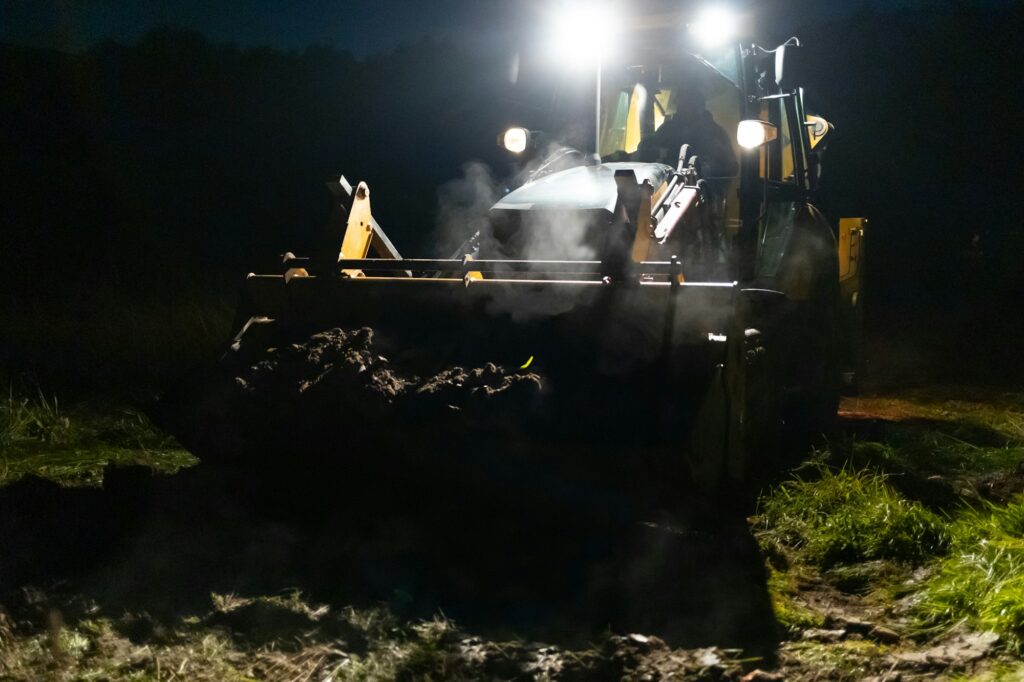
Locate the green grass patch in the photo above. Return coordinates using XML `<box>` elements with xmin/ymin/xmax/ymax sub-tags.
<box><xmin>0</xmin><ymin>386</ymin><xmax>76</xmax><ymax>447</ymax></box>
<box><xmin>758</xmin><ymin>465</ymin><xmax>950</xmax><ymax>568</ymax></box>
<box><xmin>948</xmin><ymin>661</ymin><xmax>1024</xmax><ymax>681</ymax></box>
<box><xmin>915</xmin><ymin>496</ymin><xmax>1024</xmax><ymax>651</ymax></box>
<box><xmin>766</xmin><ymin>567</ymin><xmax>826</xmax><ymax>632</ymax></box>
<box><xmin>847</xmin><ymin>436</ymin><xmax>1024</xmax><ymax>483</ymax></box>
<box><xmin>835</xmin><ymin>387</ymin><xmax>1024</xmax><ymax>509</ymax></box>
<box><xmin>759</xmin><ymin>393</ymin><xmax>1024</xmax><ymax>657</ymax></box>
<box><xmin>0</xmin><ymin>387</ymin><xmax>196</xmax><ymax>487</ymax></box>
<box><xmin>846</xmin><ymin>387</ymin><xmax>1024</xmax><ymax>442</ymax></box>
<box><xmin>781</xmin><ymin>639</ymin><xmax>892</xmax><ymax>682</ymax></box>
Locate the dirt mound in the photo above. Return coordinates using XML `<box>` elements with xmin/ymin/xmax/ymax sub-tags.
<box><xmin>157</xmin><ymin>323</ymin><xmax>683</xmax><ymax>514</ymax></box>
<box><xmin>235</xmin><ymin>327</ymin><xmax>538</xmax><ymax>405</ymax></box>
<box><xmin>161</xmin><ymin>326</ymin><xmax>542</xmax><ymax>465</ymax></box>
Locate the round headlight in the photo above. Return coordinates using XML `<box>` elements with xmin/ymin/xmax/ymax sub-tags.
<box><xmin>502</xmin><ymin>127</ymin><xmax>530</xmax><ymax>154</ymax></box>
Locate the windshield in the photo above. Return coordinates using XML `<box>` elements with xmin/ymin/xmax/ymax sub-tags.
<box><xmin>598</xmin><ymin>54</ymin><xmax>741</xmax><ymax>169</ymax></box>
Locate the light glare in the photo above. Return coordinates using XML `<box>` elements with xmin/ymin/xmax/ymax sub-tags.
<box><xmin>689</xmin><ymin>6</ymin><xmax>739</xmax><ymax>49</ymax></box>
<box><xmin>737</xmin><ymin>120</ymin><xmax>777</xmax><ymax>149</ymax></box>
<box><xmin>503</xmin><ymin>127</ymin><xmax>529</xmax><ymax>154</ymax></box>
<box><xmin>549</xmin><ymin>3</ymin><xmax>619</xmax><ymax>69</ymax></box>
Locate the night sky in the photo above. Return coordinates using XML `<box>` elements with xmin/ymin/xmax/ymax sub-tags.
<box><xmin>0</xmin><ymin>0</ymin><xmax>1008</xmax><ymax>55</ymax></box>
<box><xmin>1</xmin><ymin>0</ymin><xmax>518</xmax><ymax>54</ymax></box>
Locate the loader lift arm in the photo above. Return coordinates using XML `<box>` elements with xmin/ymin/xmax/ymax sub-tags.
<box><xmin>302</xmin><ymin>175</ymin><xmax>403</xmax><ymax>280</ymax></box>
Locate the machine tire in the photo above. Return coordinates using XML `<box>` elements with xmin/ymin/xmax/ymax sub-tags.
<box><xmin>784</xmin><ymin>288</ymin><xmax>841</xmax><ymax>440</ymax></box>
<box><xmin>686</xmin><ymin>364</ymin><xmax>730</xmax><ymax>493</ymax></box>
<box><xmin>686</xmin><ymin>325</ymin><xmax>783</xmax><ymax>494</ymax></box>
<box><xmin>735</xmin><ymin>327</ymin><xmax>785</xmax><ymax>482</ymax></box>
<box><xmin>778</xmin><ymin>207</ymin><xmax>842</xmax><ymax>442</ymax></box>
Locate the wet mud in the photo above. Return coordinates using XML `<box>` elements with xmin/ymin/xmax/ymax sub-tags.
<box><xmin>0</xmin><ymin>463</ymin><xmax>777</xmax><ymax>651</ymax></box>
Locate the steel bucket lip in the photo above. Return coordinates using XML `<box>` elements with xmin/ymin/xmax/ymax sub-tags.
<box><xmin>234</xmin><ymin>271</ymin><xmax>748</xmax><ymax>381</ymax></box>
<box><xmin>279</xmin><ymin>253</ymin><xmax>738</xmax><ymax>281</ymax></box>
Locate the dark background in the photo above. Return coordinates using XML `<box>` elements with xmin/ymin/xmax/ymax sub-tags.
<box><xmin>1</xmin><ymin>1</ymin><xmax>1021</xmax><ymax>389</ymax></box>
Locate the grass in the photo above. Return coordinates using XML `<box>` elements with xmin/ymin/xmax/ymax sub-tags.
<box><xmin>847</xmin><ymin>436</ymin><xmax>1024</xmax><ymax>484</ymax></box>
<box><xmin>915</xmin><ymin>496</ymin><xmax>1024</xmax><ymax>652</ymax></box>
<box><xmin>0</xmin><ymin>590</ymin><xmax>747</xmax><ymax>682</ymax></box>
<box><xmin>758</xmin><ymin>459</ymin><xmax>1024</xmax><ymax>651</ymax></box>
<box><xmin>0</xmin><ymin>385</ymin><xmax>196</xmax><ymax>487</ymax></box>
<box><xmin>757</xmin><ymin>465</ymin><xmax>950</xmax><ymax>568</ymax></box>
<box><xmin>842</xmin><ymin>387</ymin><xmax>1024</xmax><ymax>442</ymax></box>
<box><xmin>766</xmin><ymin>566</ymin><xmax>826</xmax><ymax>632</ymax></box>
<box><xmin>948</xmin><ymin>662</ymin><xmax>1024</xmax><ymax>681</ymax></box>
<box><xmin>780</xmin><ymin>640</ymin><xmax>893</xmax><ymax>682</ymax></box>
<box><xmin>0</xmin><ymin>386</ymin><xmax>75</xmax><ymax>447</ymax></box>
<box><xmin>836</xmin><ymin>387</ymin><xmax>1024</xmax><ymax>506</ymax></box>
<box><xmin>759</xmin><ymin>387</ymin><xmax>1024</xmax><ymax>661</ymax></box>
<box><xmin>3</xmin><ymin>381</ymin><xmax>1022</xmax><ymax>678</ymax></box>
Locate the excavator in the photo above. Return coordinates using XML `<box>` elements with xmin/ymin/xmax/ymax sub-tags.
<box><xmin>226</xmin><ymin>6</ymin><xmax>865</xmax><ymax>491</ymax></box>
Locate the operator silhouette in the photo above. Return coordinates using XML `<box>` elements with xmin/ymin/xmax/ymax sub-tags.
<box><xmin>633</xmin><ymin>79</ymin><xmax>738</xmax><ymax>179</ymax></box>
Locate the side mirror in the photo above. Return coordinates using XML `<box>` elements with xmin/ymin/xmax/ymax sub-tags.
<box><xmin>737</xmin><ymin>120</ymin><xmax>777</xmax><ymax>149</ymax></box>
<box><xmin>774</xmin><ymin>43</ymin><xmax>808</xmax><ymax>90</ymax></box>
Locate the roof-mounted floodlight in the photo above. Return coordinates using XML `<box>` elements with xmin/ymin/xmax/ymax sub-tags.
<box><xmin>688</xmin><ymin>6</ymin><xmax>739</xmax><ymax>49</ymax></box>
<box><xmin>549</xmin><ymin>3</ymin><xmax>620</xmax><ymax>70</ymax></box>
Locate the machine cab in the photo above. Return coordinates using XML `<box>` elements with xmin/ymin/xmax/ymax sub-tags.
<box><xmin>597</xmin><ymin>51</ymin><xmax>745</xmax><ymax>264</ymax></box>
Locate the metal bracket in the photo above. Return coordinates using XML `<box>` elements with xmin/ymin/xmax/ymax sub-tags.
<box><xmin>321</xmin><ymin>175</ymin><xmax>403</xmax><ymax>274</ymax></box>
<box><xmin>604</xmin><ymin>169</ymin><xmax>653</xmax><ymax>281</ymax></box>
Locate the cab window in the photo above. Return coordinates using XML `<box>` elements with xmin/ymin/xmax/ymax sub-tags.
<box><xmin>758</xmin><ymin>97</ymin><xmax>805</xmax><ymax>187</ymax></box>
<box><xmin>599</xmin><ymin>65</ymin><xmax>740</xmax><ymax>169</ymax></box>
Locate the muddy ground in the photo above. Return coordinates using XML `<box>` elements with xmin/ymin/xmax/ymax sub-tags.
<box><xmin>1</xmin><ymin>324</ymin><xmax>1023</xmax><ymax>680</ymax></box>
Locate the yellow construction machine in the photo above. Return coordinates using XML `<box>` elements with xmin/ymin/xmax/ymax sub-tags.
<box><xmin>227</xmin><ymin>6</ymin><xmax>865</xmax><ymax>490</ymax></box>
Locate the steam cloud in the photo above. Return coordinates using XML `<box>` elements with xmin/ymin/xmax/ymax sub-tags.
<box><xmin>519</xmin><ymin>209</ymin><xmax>598</xmax><ymax>262</ymax></box>
<box><xmin>433</xmin><ymin>161</ymin><xmax>499</xmax><ymax>257</ymax></box>
<box><xmin>435</xmin><ymin>145</ymin><xmax>600</xmax><ymax>263</ymax></box>
<box><xmin>431</xmin><ymin>151</ymin><xmax>731</xmax><ymax>346</ymax></box>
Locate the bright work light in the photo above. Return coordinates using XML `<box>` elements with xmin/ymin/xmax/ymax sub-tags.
<box><xmin>549</xmin><ymin>3</ymin><xmax>620</xmax><ymax>69</ymax></box>
<box><xmin>502</xmin><ymin>127</ymin><xmax>530</xmax><ymax>154</ymax></box>
<box><xmin>688</xmin><ymin>6</ymin><xmax>739</xmax><ymax>49</ymax></box>
<box><xmin>737</xmin><ymin>120</ymin><xmax>777</xmax><ymax>149</ymax></box>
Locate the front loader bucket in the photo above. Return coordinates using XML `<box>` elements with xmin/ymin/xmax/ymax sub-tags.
<box><xmin>239</xmin><ymin>271</ymin><xmax>736</xmax><ymax>368</ymax></box>
<box><xmin>222</xmin><ymin>264</ymin><xmax>765</xmax><ymax>493</ymax></box>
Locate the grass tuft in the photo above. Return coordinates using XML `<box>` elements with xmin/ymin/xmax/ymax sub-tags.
<box><xmin>0</xmin><ymin>387</ymin><xmax>76</xmax><ymax>447</ymax></box>
<box><xmin>844</xmin><ymin>388</ymin><xmax>1024</xmax><ymax>442</ymax></box>
<box><xmin>758</xmin><ymin>464</ymin><xmax>950</xmax><ymax>568</ymax></box>
<box><xmin>847</xmin><ymin>436</ymin><xmax>1024</xmax><ymax>486</ymax></box>
<box><xmin>916</xmin><ymin>496</ymin><xmax>1024</xmax><ymax>651</ymax></box>
<box><xmin>0</xmin><ymin>385</ymin><xmax>196</xmax><ymax>488</ymax></box>
<box><xmin>766</xmin><ymin>567</ymin><xmax>826</xmax><ymax>632</ymax></box>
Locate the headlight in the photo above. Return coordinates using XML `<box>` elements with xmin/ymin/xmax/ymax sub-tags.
<box><xmin>737</xmin><ymin>120</ymin><xmax>777</xmax><ymax>149</ymax></box>
<box><xmin>502</xmin><ymin>127</ymin><xmax>530</xmax><ymax>154</ymax></box>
